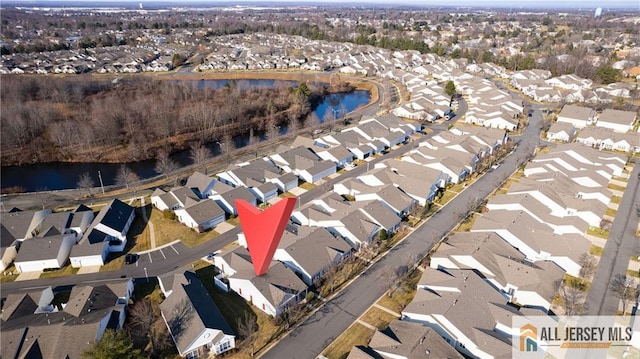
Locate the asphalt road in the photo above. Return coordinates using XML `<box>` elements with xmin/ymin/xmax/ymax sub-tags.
<box><xmin>586</xmin><ymin>163</ymin><xmax>640</xmax><ymax>315</ymax></box>
<box><xmin>260</xmin><ymin>106</ymin><xmax>544</xmax><ymax>359</ymax></box>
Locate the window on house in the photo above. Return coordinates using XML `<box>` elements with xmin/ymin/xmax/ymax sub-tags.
<box><xmin>218</xmin><ymin>341</ymin><xmax>231</xmax><ymax>353</ymax></box>
<box><xmin>186</xmin><ymin>350</ymin><xmax>198</xmax><ymax>359</ymax></box>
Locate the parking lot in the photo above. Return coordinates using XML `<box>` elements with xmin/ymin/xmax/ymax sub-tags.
<box><xmin>131</xmin><ymin>241</ymin><xmax>189</xmax><ymax>267</ymax></box>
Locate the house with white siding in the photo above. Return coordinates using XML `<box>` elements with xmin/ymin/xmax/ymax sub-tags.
<box><xmin>402</xmin><ymin>267</ymin><xmax>523</xmax><ymax>359</ymax></box>
<box><xmin>159</xmin><ymin>271</ymin><xmax>235</xmax><ymax>358</ymax></box>
<box><xmin>213</xmin><ymin>246</ymin><xmax>307</xmax><ymax>317</ymax></box>
<box><xmin>430</xmin><ymin>232</ymin><xmax>564</xmax><ymax>312</ymax></box>
<box><xmin>556</xmin><ymin>105</ymin><xmax>595</xmax><ymax>129</ymax></box>
<box><xmin>546</xmin><ymin>122</ymin><xmax>576</xmax><ymax>142</ymax></box>
<box><xmin>595</xmin><ymin>109</ymin><xmax>637</xmax><ymax>133</ymax></box>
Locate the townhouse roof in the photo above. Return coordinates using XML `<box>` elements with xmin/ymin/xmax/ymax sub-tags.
<box><xmin>384</xmin><ymin>159</ymin><xmax>443</xmax><ymax>183</ymax></box>
<box><xmin>185</xmin><ymin>171</ymin><xmax>215</xmax><ymax>196</ymax></box>
<box><xmin>360</xmin><ymin>184</ymin><xmax>415</xmax><ymax>213</ymax></box>
<box><xmin>1</xmin><ymin>291</ymin><xmax>41</xmax><ymax>321</ymax></box>
<box><xmin>576</xmin><ymin>126</ymin><xmax>640</xmax><ymax>146</ymax></box>
<box><xmin>64</xmin><ymin>280</ymin><xmax>130</xmax><ymax>317</ymax></box>
<box><xmin>359</xmin><ymin>200</ymin><xmax>400</xmax><ymax>231</ymax></box>
<box><xmin>35</xmin><ymin>212</ymin><xmax>72</xmax><ymax>236</ymax></box>
<box><xmin>340</xmin><ymin>210</ymin><xmax>379</xmax><ymax>245</ymax></box>
<box><xmin>93</xmin><ymin>199</ymin><xmax>134</xmax><ymax>233</ymax></box>
<box><xmin>220</xmin><ymin>186</ymin><xmax>257</xmax><ymax>205</ymax></box>
<box><xmin>437</xmin><ymin>232</ymin><xmax>564</xmax><ymax>302</ymax></box>
<box><xmin>473</xmin><ymin>209</ymin><xmax>590</xmax><ymax>262</ymax></box>
<box><xmin>369</xmin><ymin>320</ymin><xmax>463</xmax><ymax>359</ymax></box>
<box><xmin>548</xmin><ymin>121</ymin><xmax>575</xmax><ymax>135</ymax></box>
<box><xmin>183</xmin><ymin>199</ymin><xmax>225</xmax><ymax>225</ymax></box>
<box><xmin>327</xmin><ymin>145</ymin><xmax>353</xmax><ymax>161</ymax></box>
<box><xmin>558</xmin><ymin>104</ymin><xmax>594</xmax><ymax>121</ymax></box>
<box><xmin>281</xmin><ymin>227</ymin><xmax>351</xmax><ymax>276</ymax></box>
<box><xmin>14</xmin><ymin>234</ymin><xmax>70</xmax><ymax>263</ymax></box>
<box><xmin>304</xmin><ymin>160</ymin><xmax>336</xmax><ymax>176</ymax></box>
<box><xmin>404</xmin><ymin>268</ymin><xmax>518</xmax><ymax>359</ymax></box>
<box><xmin>272</xmin><ymin>146</ymin><xmax>321</xmax><ymax>170</ymax></box>
<box><xmin>598</xmin><ymin>108</ymin><xmax>637</xmax><ymax>126</ymax></box>
<box><xmin>226</xmin><ymin>159</ymin><xmax>282</xmax><ymax>184</ymax></box>
<box><xmin>172</xmin><ymin>186</ymin><xmax>200</xmax><ymax>205</ymax></box>
<box><xmin>275</xmin><ymin>172</ymin><xmax>298</xmax><ymax>184</ymax></box>
<box><xmin>159</xmin><ymin>271</ymin><xmax>234</xmax><ymax>355</ymax></box>
<box><xmin>1</xmin><ymin>307</ymin><xmax>122</xmax><ymax>359</ymax></box>
<box><xmin>69</xmin><ymin>210</ymin><xmax>93</xmax><ymax>229</ymax></box>
<box><xmin>224</xmin><ymin>246</ymin><xmax>307</xmax><ymax>305</ymax></box>
<box><xmin>346</xmin><ymin>346</ymin><xmax>381</xmax><ymax>359</ymax></box>
<box><xmin>0</xmin><ymin>210</ymin><xmax>43</xmax><ymax>240</ymax></box>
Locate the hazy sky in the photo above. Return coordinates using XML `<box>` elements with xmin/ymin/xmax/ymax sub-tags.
<box><xmin>8</xmin><ymin>0</ymin><xmax>640</xmax><ymax>8</ymax></box>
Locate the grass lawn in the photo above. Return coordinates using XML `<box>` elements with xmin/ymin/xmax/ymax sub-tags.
<box><xmin>146</xmin><ymin>206</ymin><xmax>220</xmax><ymax>248</ymax></box>
<box><xmin>610</xmin><ymin>196</ymin><xmax>622</xmax><ymax>204</ymax></box>
<box><xmin>586</xmin><ymin>227</ymin><xmax>610</xmax><ymax>240</ymax></box>
<box><xmin>438</xmin><ymin>190</ymin><xmax>458</xmax><ymax>205</ymax></box>
<box><xmin>589</xmin><ymin>245</ymin><xmax>604</xmax><ymax>256</ymax></box>
<box><xmin>377</xmin><ymin>268</ymin><xmax>422</xmax><ymax>313</ymax></box>
<box><xmin>279</xmin><ymin>191</ymin><xmax>297</xmax><ymax>198</ymax></box>
<box><xmin>1</xmin><ymin>264</ymin><xmax>18</xmax><ymax>283</ymax></box>
<box><xmin>564</xmin><ymin>274</ymin><xmax>590</xmax><ymax>292</ymax></box>
<box><xmin>322</xmin><ymin>323</ymin><xmax>375</xmax><ymax>359</ymax></box>
<box><xmin>100</xmin><ymin>256</ymin><xmax>125</xmax><ymax>272</ymax></box>
<box><xmin>40</xmin><ymin>265</ymin><xmax>79</xmax><ymax>279</ymax></box>
<box><xmin>456</xmin><ymin>213</ymin><xmax>478</xmax><ymax>232</ymax></box>
<box><xmin>226</xmin><ymin>216</ymin><xmax>241</xmax><ymax>226</ymax></box>
<box><xmin>631</xmin><ymin>255</ymin><xmax>640</xmax><ymax>262</ymax></box>
<box><xmin>604</xmin><ymin>208</ymin><xmax>617</xmax><ymax>218</ymax></box>
<box><xmin>607</xmin><ymin>183</ymin><xmax>626</xmax><ymax>192</ymax></box>
<box><xmin>627</xmin><ymin>269</ymin><xmax>640</xmax><ymax>279</ymax></box>
<box><xmin>299</xmin><ymin>182</ymin><xmax>317</xmax><ymax>190</ymax></box>
<box><xmin>360</xmin><ymin>307</ymin><xmax>399</xmax><ymax>329</ymax></box>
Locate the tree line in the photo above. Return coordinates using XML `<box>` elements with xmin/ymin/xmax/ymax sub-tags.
<box><xmin>0</xmin><ymin>75</ymin><xmax>330</xmax><ymax>166</ymax></box>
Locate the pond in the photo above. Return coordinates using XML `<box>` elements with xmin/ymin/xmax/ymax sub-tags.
<box><xmin>1</xmin><ymin>79</ymin><xmax>371</xmax><ymax>192</ymax></box>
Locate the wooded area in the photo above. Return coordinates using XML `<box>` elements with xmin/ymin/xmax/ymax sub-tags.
<box><xmin>0</xmin><ymin>75</ymin><xmax>338</xmax><ymax>165</ymax></box>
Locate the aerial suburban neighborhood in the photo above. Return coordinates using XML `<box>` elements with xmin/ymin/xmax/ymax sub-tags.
<box><xmin>1</xmin><ymin>1</ymin><xmax>639</xmax><ymax>359</ymax></box>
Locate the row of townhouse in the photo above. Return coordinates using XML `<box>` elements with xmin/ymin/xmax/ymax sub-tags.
<box><xmin>1</xmin><ymin>199</ymin><xmax>135</xmax><ymax>273</ymax></box>
<box><xmin>393</xmin><ymin>142</ymin><xmax>627</xmax><ymax>358</ymax></box>
<box><xmin>335</xmin><ymin>124</ymin><xmax>509</xmax><ymax>208</ymax></box>
<box><xmin>546</xmin><ymin>104</ymin><xmax>639</xmax><ymax>153</ymax></box>
<box><xmin>213</xmin><ymin>191</ymin><xmax>405</xmax><ymax>318</ymax></box>
<box><xmin>1</xmin><ymin>280</ymin><xmax>133</xmax><ymax>358</ymax></box>
<box><xmin>510</xmin><ymin>69</ymin><xmax>637</xmax><ymax>103</ymax></box>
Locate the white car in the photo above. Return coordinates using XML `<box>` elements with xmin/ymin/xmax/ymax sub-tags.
<box><xmin>490</xmin><ymin>163</ymin><xmax>501</xmax><ymax>170</ymax></box>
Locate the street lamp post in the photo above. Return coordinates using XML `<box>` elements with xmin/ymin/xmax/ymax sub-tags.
<box><xmin>97</xmin><ymin>170</ymin><xmax>105</xmax><ymax>194</ymax></box>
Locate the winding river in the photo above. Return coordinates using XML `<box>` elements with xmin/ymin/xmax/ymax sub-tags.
<box><xmin>1</xmin><ymin>79</ymin><xmax>371</xmax><ymax>192</ymax></box>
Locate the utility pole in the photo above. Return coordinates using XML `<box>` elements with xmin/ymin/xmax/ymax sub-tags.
<box><xmin>97</xmin><ymin>170</ymin><xmax>105</xmax><ymax>194</ymax></box>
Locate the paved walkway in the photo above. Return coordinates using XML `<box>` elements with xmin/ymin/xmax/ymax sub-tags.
<box><xmin>15</xmin><ymin>271</ymin><xmax>42</xmax><ymax>281</ymax></box>
<box><xmin>140</xmin><ymin>197</ymin><xmax>156</xmax><ymax>249</ymax></box>
<box><xmin>76</xmin><ymin>265</ymin><xmax>102</xmax><ymax>274</ymax></box>
<box><xmin>356</xmin><ymin>319</ymin><xmax>376</xmax><ymax>330</ymax></box>
<box><xmin>215</xmin><ymin>222</ymin><xmax>236</xmax><ymax>234</ymax></box>
<box><xmin>373</xmin><ymin>303</ymin><xmax>401</xmax><ymax>317</ymax></box>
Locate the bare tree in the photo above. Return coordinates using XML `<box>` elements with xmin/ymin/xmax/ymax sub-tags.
<box><xmin>304</xmin><ymin>113</ymin><xmax>320</xmax><ymax>129</ymax></box>
<box><xmin>115</xmin><ymin>165</ymin><xmax>139</xmax><ymax>190</ymax></box>
<box><xmin>287</xmin><ymin>115</ymin><xmax>300</xmax><ymax>135</ymax></box>
<box><xmin>34</xmin><ymin>187</ymin><xmax>53</xmax><ymax>210</ymax></box>
<box><xmin>129</xmin><ymin>299</ymin><xmax>160</xmax><ymax>355</ymax></box>
<box><xmin>218</xmin><ymin>133</ymin><xmax>235</xmax><ymax>160</ymax></box>
<box><xmin>578</xmin><ymin>253</ymin><xmax>597</xmax><ymax>282</ymax></box>
<box><xmin>323</xmin><ymin>109</ymin><xmax>337</xmax><ymax>132</ymax></box>
<box><xmin>77</xmin><ymin>172</ymin><xmax>95</xmax><ymax>198</ymax></box>
<box><xmin>266</xmin><ymin>118</ymin><xmax>280</xmax><ymax>148</ymax></box>
<box><xmin>154</xmin><ymin>150</ymin><xmax>178</xmax><ymax>180</ymax></box>
<box><xmin>236</xmin><ymin>313</ymin><xmax>258</xmax><ymax>357</ymax></box>
<box><xmin>599</xmin><ymin>218</ymin><xmax>613</xmax><ymax>232</ymax></box>
<box><xmin>610</xmin><ymin>274</ymin><xmax>638</xmax><ymax>315</ymax></box>
<box><xmin>188</xmin><ymin>144</ymin><xmax>211</xmax><ymax>174</ymax></box>
<box><xmin>559</xmin><ymin>282</ymin><xmax>587</xmax><ymax>316</ymax></box>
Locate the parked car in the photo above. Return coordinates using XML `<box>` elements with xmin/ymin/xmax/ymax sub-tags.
<box><xmin>490</xmin><ymin>163</ymin><xmax>501</xmax><ymax>170</ymax></box>
<box><xmin>125</xmin><ymin>253</ymin><xmax>139</xmax><ymax>264</ymax></box>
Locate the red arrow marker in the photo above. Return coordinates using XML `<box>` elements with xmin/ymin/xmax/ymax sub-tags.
<box><xmin>235</xmin><ymin>197</ymin><xmax>297</xmax><ymax>276</ymax></box>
